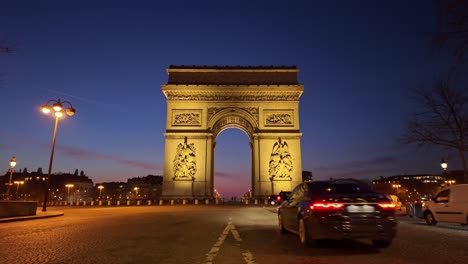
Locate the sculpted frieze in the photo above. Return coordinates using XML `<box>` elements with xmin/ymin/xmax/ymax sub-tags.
<box><xmin>173</xmin><ymin>137</ymin><xmax>197</xmax><ymax>181</ymax></box>
<box><xmin>264</xmin><ymin>110</ymin><xmax>294</xmax><ymax>126</ymax></box>
<box><xmin>172</xmin><ymin>109</ymin><xmax>202</xmax><ymax>126</ymax></box>
<box><xmin>269</xmin><ymin>137</ymin><xmax>293</xmax><ymax>181</ymax></box>
<box><xmin>208</xmin><ymin>107</ymin><xmax>258</xmax><ymax>123</ymax></box>
<box><xmin>165</xmin><ymin>93</ymin><xmax>302</xmax><ymax>101</ymax></box>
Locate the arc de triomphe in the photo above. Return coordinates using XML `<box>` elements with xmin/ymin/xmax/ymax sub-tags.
<box><xmin>161</xmin><ymin>65</ymin><xmax>303</xmax><ymax>199</ymax></box>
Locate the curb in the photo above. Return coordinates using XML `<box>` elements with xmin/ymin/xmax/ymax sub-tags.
<box><xmin>0</xmin><ymin>211</ymin><xmax>64</xmax><ymax>223</ymax></box>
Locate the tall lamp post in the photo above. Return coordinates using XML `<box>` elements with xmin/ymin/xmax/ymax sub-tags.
<box><xmin>98</xmin><ymin>185</ymin><xmax>104</xmax><ymax>200</ymax></box>
<box><xmin>14</xmin><ymin>181</ymin><xmax>24</xmax><ymax>199</ymax></box>
<box><xmin>65</xmin><ymin>184</ymin><xmax>74</xmax><ymax>203</ymax></box>
<box><xmin>41</xmin><ymin>99</ymin><xmax>76</xmax><ymax>211</ymax></box>
<box><xmin>5</xmin><ymin>157</ymin><xmax>16</xmax><ymax>200</ymax></box>
<box><xmin>441</xmin><ymin>158</ymin><xmax>448</xmax><ymax>178</ymax></box>
<box><xmin>134</xmin><ymin>187</ymin><xmax>139</xmax><ymax>199</ymax></box>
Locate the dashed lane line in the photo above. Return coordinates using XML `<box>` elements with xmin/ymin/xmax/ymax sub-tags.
<box><xmin>203</xmin><ymin>221</ymin><xmax>257</xmax><ymax>264</ymax></box>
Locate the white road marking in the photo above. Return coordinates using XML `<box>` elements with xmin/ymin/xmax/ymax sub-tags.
<box><xmin>203</xmin><ymin>221</ymin><xmax>257</xmax><ymax>264</ymax></box>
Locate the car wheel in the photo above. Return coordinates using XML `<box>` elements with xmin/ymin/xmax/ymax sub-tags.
<box><xmin>372</xmin><ymin>240</ymin><xmax>392</xmax><ymax>248</ymax></box>
<box><xmin>278</xmin><ymin>213</ymin><xmax>286</xmax><ymax>233</ymax></box>
<box><xmin>298</xmin><ymin>218</ymin><xmax>316</xmax><ymax>247</ymax></box>
<box><xmin>424</xmin><ymin>212</ymin><xmax>437</xmax><ymax>225</ymax></box>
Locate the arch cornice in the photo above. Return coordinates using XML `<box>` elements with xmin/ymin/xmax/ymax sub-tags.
<box><xmin>161</xmin><ymin>85</ymin><xmax>303</xmax><ymax>101</ymax></box>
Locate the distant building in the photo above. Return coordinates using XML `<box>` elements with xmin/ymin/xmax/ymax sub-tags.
<box><xmin>96</xmin><ymin>175</ymin><xmax>163</xmax><ymax>201</ymax></box>
<box><xmin>1</xmin><ymin>168</ymin><xmax>94</xmax><ymax>202</ymax></box>
<box><xmin>372</xmin><ymin>174</ymin><xmax>446</xmax><ymax>202</ymax></box>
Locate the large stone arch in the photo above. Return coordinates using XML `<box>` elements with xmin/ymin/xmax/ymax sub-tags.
<box><xmin>161</xmin><ymin>65</ymin><xmax>303</xmax><ymax>199</ymax></box>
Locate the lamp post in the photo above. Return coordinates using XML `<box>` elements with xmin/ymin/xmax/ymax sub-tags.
<box><xmin>13</xmin><ymin>180</ymin><xmax>24</xmax><ymax>199</ymax></box>
<box><xmin>41</xmin><ymin>99</ymin><xmax>76</xmax><ymax>211</ymax></box>
<box><xmin>440</xmin><ymin>158</ymin><xmax>448</xmax><ymax>179</ymax></box>
<box><xmin>98</xmin><ymin>185</ymin><xmax>104</xmax><ymax>200</ymax></box>
<box><xmin>5</xmin><ymin>157</ymin><xmax>16</xmax><ymax>200</ymax></box>
<box><xmin>65</xmin><ymin>184</ymin><xmax>74</xmax><ymax>203</ymax></box>
<box><xmin>392</xmin><ymin>184</ymin><xmax>401</xmax><ymax>195</ymax></box>
<box><xmin>134</xmin><ymin>187</ymin><xmax>139</xmax><ymax>199</ymax></box>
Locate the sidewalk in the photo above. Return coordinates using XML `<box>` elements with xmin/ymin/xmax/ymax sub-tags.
<box><xmin>0</xmin><ymin>209</ymin><xmax>64</xmax><ymax>223</ymax></box>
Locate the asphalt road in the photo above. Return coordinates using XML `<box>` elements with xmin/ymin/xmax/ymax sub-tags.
<box><xmin>0</xmin><ymin>205</ymin><xmax>467</xmax><ymax>264</ymax></box>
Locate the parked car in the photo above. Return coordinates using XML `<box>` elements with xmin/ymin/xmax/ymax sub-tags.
<box><xmin>268</xmin><ymin>191</ymin><xmax>291</xmax><ymax>206</ymax></box>
<box><xmin>406</xmin><ymin>199</ymin><xmax>425</xmax><ymax>218</ymax></box>
<box><xmin>423</xmin><ymin>184</ymin><xmax>468</xmax><ymax>226</ymax></box>
<box><xmin>278</xmin><ymin>179</ymin><xmax>397</xmax><ymax>248</ymax></box>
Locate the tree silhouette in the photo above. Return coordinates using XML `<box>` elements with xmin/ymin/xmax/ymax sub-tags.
<box><xmin>74</xmin><ymin>169</ymin><xmax>79</xmax><ymax>176</ymax></box>
<box><xmin>37</xmin><ymin>167</ymin><xmax>43</xmax><ymax>174</ymax></box>
<box><xmin>80</xmin><ymin>170</ymin><xmax>85</xmax><ymax>176</ymax></box>
<box><xmin>401</xmin><ymin>80</ymin><xmax>468</xmax><ymax>183</ymax></box>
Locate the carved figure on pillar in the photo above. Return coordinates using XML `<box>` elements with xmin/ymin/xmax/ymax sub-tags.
<box><xmin>173</xmin><ymin>137</ymin><xmax>197</xmax><ymax>180</ymax></box>
<box><xmin>269</xmin><ymin>137</ymin><xmax>293</xmax><ymax>181</ymax></box>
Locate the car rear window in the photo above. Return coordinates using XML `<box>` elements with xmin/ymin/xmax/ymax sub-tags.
<box><xmin>307</xmin><ymin>182</ymin><xmax>373</xmax><ymax>195</ymax></box>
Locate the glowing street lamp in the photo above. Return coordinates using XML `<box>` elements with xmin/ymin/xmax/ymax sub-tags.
<box><xmin>41</xmin><ymin>99</ymin><xmax>76</xmax><ymax>211</ymax></box>
<box><xmin>5</xmin><ymin>157</ymin><xmax>17</xmax><ymax>200</ymax></box>
<box><xmin>14</xmin><ymin>180</ymin><xmax>24</xmax><ymax>199</ymax></box>
<box><xmin>98</xmin><ymin>185</ymin><xmax>104</xmax><ymax>200</ymax></box>
<box><xmin>440</xmin><ymin>158</ymin><xmax>448</xmax><ymax>178</ymax></box>
<box><xmin>134</xmin><ymin>187</ymin><xmax>139</xmax><ymax>199</ymax></box>
<box><xmin>65</xmin><ymin>184</ymin><xmax>74</xmax><ymax>202</ymax></box>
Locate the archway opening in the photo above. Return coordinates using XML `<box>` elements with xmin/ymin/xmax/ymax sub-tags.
<box><xmin>214</xmin><ymin>128</ymin><xmax>251</xmax><ymax>202</ymax></box>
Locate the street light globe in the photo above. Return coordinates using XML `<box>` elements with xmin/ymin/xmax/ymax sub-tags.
<box><xmin>66</xmin><ymin>107</ymin><xmax>76</xmax><ymax>116</ymax></box>
<box><xmin>41</xmin><ymin>105</ymin><xmax>51</xmax><ymax>114</ymax></box>
<box><xmin>10</xmin><ymin>157</ymin><xmax>16</xmax><ymax>167</ymax></box>
<box><xmin>55</xmin><ymin>111</ymin><xmax>64</xmax><ymax>118</ymax></box>
<box><xmin>98</xmin><ymin>185</ymin><xmax>104</xmax><ymax>189</ymax></box>
<box><xmin>53</xmin><ymin>102</ymin><xmax>63</xmax><ymax>111</ymax></box>
<box><xmin>441</xmin><ymin>159</ymin><xmax>448</xmax><ymax>170</ymax></box>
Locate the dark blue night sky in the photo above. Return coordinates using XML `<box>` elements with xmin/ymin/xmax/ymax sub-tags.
<box><xmin>0</xmin><ymin>1</ymin><xmax>456</xmax><ymax>198</ymax></box>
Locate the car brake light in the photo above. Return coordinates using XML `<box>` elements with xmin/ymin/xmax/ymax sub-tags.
<box><xmin>310</xmin><ymin>202</ymin><xmax>344</xmax><ymax>210</ymax></box>
<box><xmin>377</xmin><ymin>203</ymin><xmax>396</xmax><ymax>210</ymax></box>
<box><xmin>276</xmin><ymin>196</ymin><xmax>281</xmax><ymax>201</ymax></box>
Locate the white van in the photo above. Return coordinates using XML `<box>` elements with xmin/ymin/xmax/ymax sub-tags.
<box><xmin>423</xmin><ymin>184</ymin><xmax>468</xmax><ymax>226</ymax></box>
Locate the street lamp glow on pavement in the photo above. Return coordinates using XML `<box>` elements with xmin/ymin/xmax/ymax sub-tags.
<box><xmin>41</xmin><ymin>99</ymin><xmax>76</xmax><ymax>211</ymax></box>
<box><xmin>5</xmin><ymin>157</ymin><xmax>17</xmax><ymax>200</ymax></box>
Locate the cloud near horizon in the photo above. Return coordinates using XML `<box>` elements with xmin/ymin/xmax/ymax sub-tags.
<box><xmin>56</xmin><ymin>145</ymin><xmax>161</xmax><ymax>171</ymax></box>
<box><xmin>313</xmin><ymin>155</ymin><xmax>400</xmax><ymax>180</ymax></box>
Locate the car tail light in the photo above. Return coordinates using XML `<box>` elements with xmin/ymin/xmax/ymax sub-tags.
<box><xmin>377</xmin><ymin>203</ymin><xmax>396</xmax><ymax>210</ymax></box>
<box><xmin>309</xmin><ymin>202</ymin><xmax>344</xmax><ymax>210</ymax></box>
<box><xmin>276</xmin><ymin>195</ymin><xmax>281</xmax><ymax>201</ymax></box>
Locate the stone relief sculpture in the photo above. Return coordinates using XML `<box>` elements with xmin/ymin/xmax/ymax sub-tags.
<box><xmin>265</xmin><ymin>113</ymin><xmax>292</xmax><ymax>125</ymax></box>
<box><xmin>269</xmin><ymin>137</ymin><xmax>293</xmax><ymax>181</ymax></box>
<box><xmin>173</xmin><ymin>137</ymin><xmax>197</xmax><ymax>180</ymax></box>
<box><xmin>173</xmin><ymin>113</ymin><xmax>200</xmax><ymax>125</ymax></box>
<box><xmin>208</xmin><ymin>107</ymin><xmax>258</xmax><ymax>123</ymax></box>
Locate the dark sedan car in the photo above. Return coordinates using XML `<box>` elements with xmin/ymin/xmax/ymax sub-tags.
<box><xmin>278</xmin><ymin>179</ymin><xmax>397</xmax><ymax>248</ymax></box>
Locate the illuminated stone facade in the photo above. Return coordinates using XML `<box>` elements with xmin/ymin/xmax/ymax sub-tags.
<box><xmin>161</xmin><ymin>66</ymin><xmax>303</xmax><ymax>199</ymax></box>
